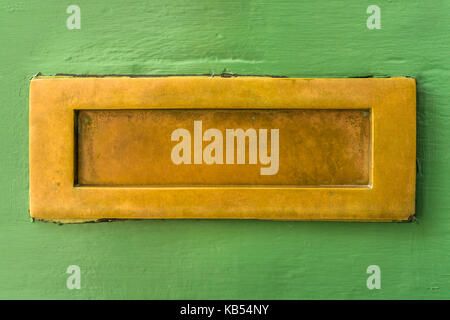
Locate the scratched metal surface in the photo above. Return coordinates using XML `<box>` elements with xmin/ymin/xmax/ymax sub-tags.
<box><xmin>77</xmin><ymin>109</ymin><xmax>370</xmax><ymax>186</ymax></box>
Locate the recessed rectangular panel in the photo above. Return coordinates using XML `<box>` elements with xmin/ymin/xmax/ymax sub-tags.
<box><xmin>29</xmin><ymin>76</ymin><xmax>416</xmax><ymax>221</ymax></box>
<box><xmin>77</xmin><ymin>109</ymin><xmax>370</xmax><ymax>186</ymax></box>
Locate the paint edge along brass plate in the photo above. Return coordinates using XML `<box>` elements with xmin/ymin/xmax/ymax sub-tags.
<box><xmin>29</xmin><ymin>76</ymin><xmax>416</xmax><ymax>222</ymax></box>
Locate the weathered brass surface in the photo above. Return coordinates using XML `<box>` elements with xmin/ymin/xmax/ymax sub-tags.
<box><xmin>29</xmin><ymin>76</ymin><xmax>416</xmax><ymax>221</ymax></box>
<box><xmin>77</xmin><ymin>109</ymin><xmax>370</xmax><ymax>186</ymax></box>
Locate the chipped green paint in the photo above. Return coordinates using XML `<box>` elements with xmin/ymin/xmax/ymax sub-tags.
<box><xmin>0</xmin><ymin>0</ymin><xmax>449</xmax><ymax>299</ymax></box>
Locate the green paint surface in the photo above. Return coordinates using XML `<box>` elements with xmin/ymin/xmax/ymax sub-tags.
<box><xmin>0</xmin><ymin>0</ymin><xmax>449</xmax><ymax>299</ymax></box>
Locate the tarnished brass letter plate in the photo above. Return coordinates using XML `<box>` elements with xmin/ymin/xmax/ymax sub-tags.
<box><xmin>29</xmin><ymin>77</ymin><xmax>416</xmax><ymax>221</ymax></box>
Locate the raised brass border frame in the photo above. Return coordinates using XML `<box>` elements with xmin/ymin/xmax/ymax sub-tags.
<box><xmin>29</xmin><ymin>76</ymin><xmax>416</xmax><ymax>221</ymax></box>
